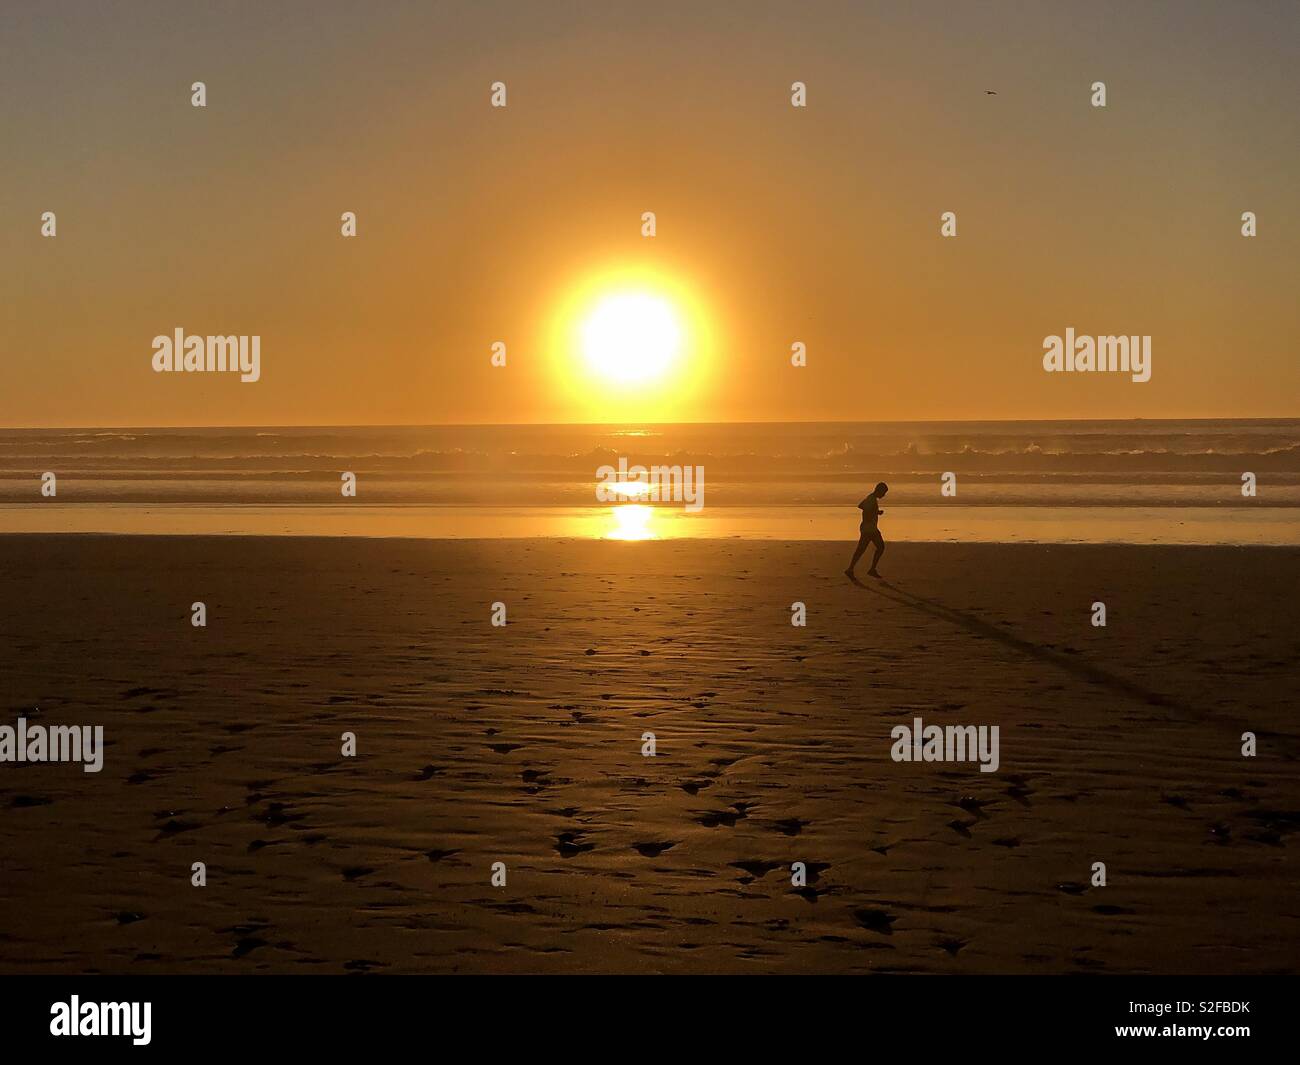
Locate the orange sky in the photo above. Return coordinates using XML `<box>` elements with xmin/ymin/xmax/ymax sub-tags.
<box><xmin>2</xmin><ymin>0</ymin><xmax>1296</xmax><ymax>426</ymax></box>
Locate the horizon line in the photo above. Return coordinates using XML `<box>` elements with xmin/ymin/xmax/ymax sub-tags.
<box><xmin>2</xmin><ymin>415</ymin><xmax>1300</xmax><ymax>433</ymax></box>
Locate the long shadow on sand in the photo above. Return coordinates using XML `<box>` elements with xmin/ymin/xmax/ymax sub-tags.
<box><xmin>848</xmin><ymin>573</ymin><xmax>1191</xmax><ymax>715</ymax></box>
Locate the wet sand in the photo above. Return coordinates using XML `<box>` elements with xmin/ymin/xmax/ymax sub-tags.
<box><xmin>0</xmin><ymin>535</ymin><xmax>1296</xmax><ymax>973</ymax></box>
<box><xmin>2</xmin><ymin>502</ymin><xmax>1299</xmax><ymax>545</ymax></box>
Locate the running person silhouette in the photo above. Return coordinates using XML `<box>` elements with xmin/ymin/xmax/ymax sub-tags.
<box><xmin>845</xmin><ymin>481</ymin><xmax>889</xmax><ymax>579</ymax></box>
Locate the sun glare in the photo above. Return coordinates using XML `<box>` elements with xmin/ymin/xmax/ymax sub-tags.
<box><xmin>547</xmin><ymin>263</ymin><xmax>716</xmax><ymax>420</ymax></box>
<box><xmin>580</xmin><ymin>291</ymin><xmax>682</xmax><ymax>385</ymax></box>
<box><xmin>606</xmin><ymin>503</ymin><xmax>656</xmax><ymax>540</ymax></box>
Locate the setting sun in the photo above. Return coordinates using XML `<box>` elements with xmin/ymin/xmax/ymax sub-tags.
<box><xmin>547</xmin><ymin>263</ymin><xmax>717</xmax><ymax>420</ymax></box>
<box><xmin>580</xmin><ymin>291</ymin><xmax>682</xmax><ymax>385</ymax></box>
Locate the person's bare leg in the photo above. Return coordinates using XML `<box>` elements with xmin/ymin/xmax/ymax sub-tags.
<box><xmin>867</xmin><ymin>535</ymin><xmax>885</xmax><ymax>577</ymax></box>
<box><xmin>845</xmin><ymin>535</ymin><xmax>869</xmax><ymax>577</ymax></box>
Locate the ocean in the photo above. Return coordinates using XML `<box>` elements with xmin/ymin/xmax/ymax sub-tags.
<box><xmin>1</xmin><ymin>420</ymin><xmax>1297</xmax><ymax>543</ymax></box>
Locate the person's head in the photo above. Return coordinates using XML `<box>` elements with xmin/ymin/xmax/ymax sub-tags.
<box><xmin>874</xmin><ymin>481</ymin><xmax>889</xmax><ymax>498</ymax></box>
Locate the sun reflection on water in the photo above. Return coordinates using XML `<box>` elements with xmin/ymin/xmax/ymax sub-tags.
<box><xmin>606</xmin><ymin>504</ymin><xmax>656</xmax><ymax>540</ymax></box>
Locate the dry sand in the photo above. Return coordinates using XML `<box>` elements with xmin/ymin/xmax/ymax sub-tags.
<box><xmin>0</xmin><ymin>535</ymin><xmax>1296</xmax><ymax>974</ymax></box>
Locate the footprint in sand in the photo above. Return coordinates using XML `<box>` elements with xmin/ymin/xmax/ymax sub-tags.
<box><xmin>954</xmin><ymin>796</ymin><xmax>991</xmax><ymax>818</ymax></box>
<box><xmin>1004</xmin><ymin>775</ymin><xmax>1034</xmax><ymax>805</ymax></box>
<box><xmin>632</xmin><ymin>841</ymin><xmax>678</xmax><ymax>858</ymax></box>
<box><xmin>231</xmin><ymin>937</ymin><xmax>268</xmax><ymax>959</ymax></box>
<box><xmin>799</xmin><ymin>861</ymin><xmax>832</xmax><ymax>884</ymax></box>
<box><xmin>853</xmin><ymin>908</ymin><xmax>897</xmax><ymax>935</ymax></box>
<box><xmin>696</xmin><ymin>802</ymin><xmax>753</xmax><ymax>829</ymax></box>
<box><xmin>426</xmin><ymin>849</ymin><xmax>459</xmax><ymax>863</ymax></box>
<box><xmin>223</xmin><ymin>920</ymin><xmax>272</xmax><ymax>959</ymax></box>
<box><xmin>728</xmin><ymin>860</ymin><xmax>784</xmax><ymax>881</ymax></box>
<box><xmin>555</xmin><ymin>831</ymin><xmax>594</xmax><ymax>858</ymax></box>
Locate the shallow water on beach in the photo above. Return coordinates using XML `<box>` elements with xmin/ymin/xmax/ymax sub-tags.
<box><xmin>1</xmin><ymin>502</ymin><xmax>1296</xmax><ymax>545</ymax></box>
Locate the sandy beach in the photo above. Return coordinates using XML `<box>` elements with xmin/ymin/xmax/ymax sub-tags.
<box><xmin>0</xmin><ymin>535</ymin><xmax>1296</xmax><ymax>974</ymax></box>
